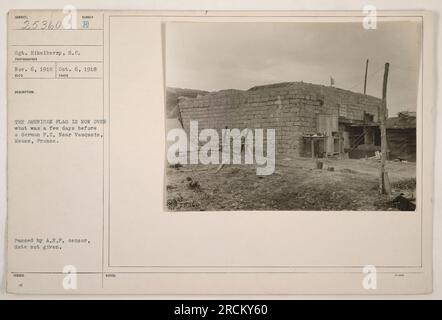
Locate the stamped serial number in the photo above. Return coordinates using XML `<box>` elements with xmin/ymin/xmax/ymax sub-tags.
<box><xmin>21</xmin><ymin>19</ymin><xmax>63</xmax><ymax>30</ymax></box>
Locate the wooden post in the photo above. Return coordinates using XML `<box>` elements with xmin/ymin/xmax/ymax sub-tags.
<box><xmin>311</xmin><ymin>139</ymin><xmax>315</xmax><ymax>159</ymax></box>
<box><xmin>364</xmin><ymin>59</ymin><xmax>369</xmax><ymax>95</ymax></box>
<box><xmin>380</xmin><ymin>62</ymin><xmax>391</xmax><ymax>194</ymax></box>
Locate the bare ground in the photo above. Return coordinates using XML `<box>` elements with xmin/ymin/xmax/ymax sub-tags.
<box><xmin>165</xmin><ymin>157</ymin><xmax>416</xmax><ymax>211</ymax></box>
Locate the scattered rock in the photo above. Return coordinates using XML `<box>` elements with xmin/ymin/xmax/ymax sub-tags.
<box><xmin>315</xmin><ymin>161</ymin><xmax>323</xmax><ymax>169</ymax></box>
<box><xmin>187</xmin><ymin>179</ymin><xmax>201</xmax><ymax>191</ymax></box>
<box><xmin>392</xmin><ymin>194</ymin><xmax>416</xmax><ymax>211</ymax></box>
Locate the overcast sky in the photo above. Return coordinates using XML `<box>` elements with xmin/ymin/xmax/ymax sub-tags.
<box><xmin>166</xmin><ymin>21</ymin><xmax>421</xmax><ymax>116</ymax></box>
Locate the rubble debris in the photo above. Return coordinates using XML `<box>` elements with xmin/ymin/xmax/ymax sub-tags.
<box><xmin>368</xmin><ymin>151</ymin><xmax>381</xmax><ymax>161</ymax></box>
<box><xmin>166</xmin><ymin>157</ymin><xmax>416</xmax><ymax>211</ymax></box>
<box><xmin>215</xmin><ymin>163</ymin><xmax>225</xmax><ymax>173</ymax></box>
<box><xmin>393</xmin><ymin>158</ymin><xmax>408</xmax><ymax>163</ymax></box>
<box><xmin>392</xmin><ymin>194</ymin><xmax>416</xmax><ymax>211</ymax></box>
<box><xmin>187</xmin><ymin>178</ymin><xmax>201</xmax><ymax>191</ymax></box>
<box><xmin>315</xmin><ymin>161</ymin><xmax>324</xmax><ymax>169</ymax></box>
<box><xmin>169</xmin><ymin>163</ymin><xmax>183</xmax><ymax>169</ymax></box>
<box><xmin>391</xmin><ymin>178</ymin><xmax>416</xmax><ymax>191</ymax></box>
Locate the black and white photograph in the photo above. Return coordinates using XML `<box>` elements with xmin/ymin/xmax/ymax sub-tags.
<box><xmin>165</xmin><ymin>21</ymin><xmax>421</xmax><ymax>212</ymax></box>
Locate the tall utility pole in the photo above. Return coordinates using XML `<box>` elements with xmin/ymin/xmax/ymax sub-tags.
<box><xmin>380</xmin><ymin>62</ymin><xmax>391</xmax><ymax>195</ymax></box>
<box><xmin>363</xmin><ymin>59</ymin><xmax>369</xmax><ymax>95</ymax></box>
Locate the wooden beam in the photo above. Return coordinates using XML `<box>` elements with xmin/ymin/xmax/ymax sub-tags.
<box><xmin>311</xmin><ymin>139</ymin><xmax>315</xmax><ymax>159</ymax></box>
<box><xmin>380</xmin><ymin>62</ymin><xmax>391</xmax><ymax>194</ymax></box>
<box><xmin>364</xmin><ymin>59</ymin><xmax>369</xmax><ymax>95</ymax></box>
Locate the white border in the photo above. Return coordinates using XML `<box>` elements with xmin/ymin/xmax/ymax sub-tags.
<box><xmin>0</xmin><ymin>0</ymin><xmax>440</xmax><ymax>299</ymax></box>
